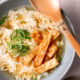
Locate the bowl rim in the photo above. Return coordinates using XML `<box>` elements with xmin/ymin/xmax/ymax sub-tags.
<box><xmin>0</xmin><ymin>0</ymin><xmax>75</xmax><ymax>80</ymax></box>
<box><xmin>59</xmin><ymin>11</ymin><xmax>76</xmax><ymax>80</ymax></box>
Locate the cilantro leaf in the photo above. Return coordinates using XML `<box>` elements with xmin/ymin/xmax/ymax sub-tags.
<box><xmin>58</xmin><ymin>56</ymin><xmax>62</xmax><ymax>62</ymax></box>
<box><xmin>0</xmin><ymin>16</ymin><xmax>7</xmax><ymax>25</ymax></box>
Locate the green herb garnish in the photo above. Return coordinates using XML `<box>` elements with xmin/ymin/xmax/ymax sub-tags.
<box><xmin>0</xmin><ymin>16</ymin><xmax>7</xmax><ymax>25</ymax></box>
<box><xmin>31</xmin><ymin>72</ymin><xmax>37</xmax><ymax>80</ymax></box>
<box><xmin>10</xmin><ymin>29</ymin><xmax>31</xmax><ymax>43</ymax></box>
<box><xmin>33</xmin><ymin>77</ymin><xmax>37</xmax><ymax>80</ymax></box>
<box><xmin>26</xmin><ymin>36</ymin><xmax>31</xmax><ymax>39</ymax></box>
<box><xmin>58</xmin><ymin>56</ymin><xmax>62</xmax><ymax>62</ymax></box>
<box><xmin>8</xmin><ymin>29</ymin><xmax>31</xmax><ymax>56</ymax></box>
<box><xmin>8</xmin><ymin>43</ymin><xmax>29</xmax><ymax>56</ymax></box>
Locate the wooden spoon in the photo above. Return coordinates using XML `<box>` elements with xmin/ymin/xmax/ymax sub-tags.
<box><xmin>29</xmin><ymin>0</ymin><xmax>80</xmax><ymax>57</ymax></box>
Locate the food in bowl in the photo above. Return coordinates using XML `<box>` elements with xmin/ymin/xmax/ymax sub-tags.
<box><xmin>0</xmin><ymin>7</ymin><xmax>64</xmax><ymax>80</ymax></box>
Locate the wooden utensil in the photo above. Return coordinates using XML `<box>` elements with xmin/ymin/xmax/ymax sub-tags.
<box><xmin>30</xmin><ymin>0</ymin><xmax>80</xmax><ymax>57</ymax></box>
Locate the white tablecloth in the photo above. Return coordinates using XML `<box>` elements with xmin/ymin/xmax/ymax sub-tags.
<box><xmin>0</xmin><ymin>0</ymin><xmax>80</xmax><ymax>80</ymax></box>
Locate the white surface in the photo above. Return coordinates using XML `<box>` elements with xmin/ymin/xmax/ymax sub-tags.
<box><xmin>0</xmin><ymin>0</ymin><xmax>80</xmax><ymax>80</ymax></box>
<box><xmin>0</xmin><ymin>0</ymin><xmax>7</xmax><ymax>4</ymax></box>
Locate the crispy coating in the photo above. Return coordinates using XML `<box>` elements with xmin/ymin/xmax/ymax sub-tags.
<box><xmin>31</xmin><ymin>30</ymin><xmax>43</xmax><ymax>45</ymax></box>
<box><xmin>47</xmin><ymin>42</ymin><xmax>58</xmax><ymax>58</ymax></box>
<box><xmin>33</xmin><ymin>30</ymin><xmax>51</xmax><ymax>67</ymax></box>
<box><xmin>51</xmin><ymin>28</ymin><xmax>60</xmax><ymax>40</ymax></box>
<box><xmin>25</xmin><ymin>47</ymin><xmax>39</xmax><ymax>65</ymax></box>
<box><xmin>35</xmin><ymin>58</ymin><xmax>59</xmax><ymax>74</ymax></box>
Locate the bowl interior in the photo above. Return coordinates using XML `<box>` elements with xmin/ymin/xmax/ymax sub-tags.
<box><xmin>0</xmin><ymin>0</ymin><xmax>75</xmax><ymax>80</ymax></box>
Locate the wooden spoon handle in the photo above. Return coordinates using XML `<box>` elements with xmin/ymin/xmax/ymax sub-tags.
<box><xmin>59</xmin><ymin>23</ymin><xmax>80</xmax><ymax>57</ymax></box>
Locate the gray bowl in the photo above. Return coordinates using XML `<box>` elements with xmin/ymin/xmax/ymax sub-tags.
<box><xmin>0</xmin><ymin>0</ymin><xmax>75</xmax><ymax>80</ymax></box>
